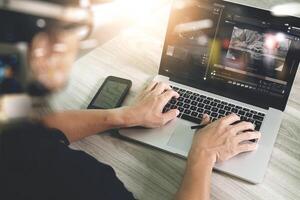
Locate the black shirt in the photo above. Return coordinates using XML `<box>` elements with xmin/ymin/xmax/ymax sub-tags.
<box><xmin>0</xmin><ymin>120</ymin><xmax>135</xmax><ymax>200</ymax></box>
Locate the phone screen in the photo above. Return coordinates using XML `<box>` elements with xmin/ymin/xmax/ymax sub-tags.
<box><xmin>91</xmin><ymin>80</ymin><xmax>128</xmax><ymax>109</ymax></box>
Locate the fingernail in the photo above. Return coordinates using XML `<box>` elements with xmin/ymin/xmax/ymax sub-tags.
<box><xmin>176</xmin><ymin>110</ymin><xmax>180</xmax><ymax>116</ymax></box>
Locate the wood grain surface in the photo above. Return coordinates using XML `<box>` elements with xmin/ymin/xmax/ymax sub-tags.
<box><xmin>49</xmin><ymin>0</ymin><xmax>300</xmax><ymax>199</ymax></box>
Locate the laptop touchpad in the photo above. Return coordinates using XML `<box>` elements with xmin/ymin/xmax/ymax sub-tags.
<box><xmin>167</xmin><ymin>123</ymin><xmax>195</xmax><ymax>152</ymax></box>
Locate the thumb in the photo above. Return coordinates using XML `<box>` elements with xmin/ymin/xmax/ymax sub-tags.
<box><xmin>162</xmin><ymin>109</ymin><xmax>180</xmax><ymax>124</ymax></box>
<box><xmin>201</xmin><ymin>114</ymin><xmax>210</xmax><ymax>125</ymax></box>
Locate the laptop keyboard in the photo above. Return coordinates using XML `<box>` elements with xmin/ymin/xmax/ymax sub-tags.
<box><xmin>163</xmin><ymin>85</ymin><xmax>265</xmax><ymax>131</ymax></box>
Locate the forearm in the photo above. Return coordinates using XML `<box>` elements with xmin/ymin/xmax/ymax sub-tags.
<box><xmin>42</xmin><ymin>107</ymin><xmax>139</xmax><ymax>143</ymax></box>
<box><xmin>176</xmin><ymin>151</ymin><xmax>215</xmax><ymax>200</ymax></box>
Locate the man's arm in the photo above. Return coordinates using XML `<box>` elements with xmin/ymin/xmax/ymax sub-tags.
<box><xmin>43</xmin><ymin>107</ymin><xmax>137</xmax><ymax>143</ymax></box>
<box><xmin>43</xmin><ymin>82</ymin><xmax>180</xmax><ymax>143</ymax></box>
<box><xmin>175</xmin><ymin>151</ymin><xmax>214</xmax><ymax>200</ymax></box>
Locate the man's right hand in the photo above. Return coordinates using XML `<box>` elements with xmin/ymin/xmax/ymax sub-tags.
<box><xmin>176</xmin><ymin>114</ymin><xmax>261</xmax><ymax>200</ymax></box>
<box><xmin>188</xmin><ymin>114</ymin><xmax>261</xmax><ymax>167</ymax></box>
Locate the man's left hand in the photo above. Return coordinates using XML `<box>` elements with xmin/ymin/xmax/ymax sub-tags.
<box><xmin>128</xmin><ymin>81</ymin><xmax>180</xmax><ymax>128</ymax></box>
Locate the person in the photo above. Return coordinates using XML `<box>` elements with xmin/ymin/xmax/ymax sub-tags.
<box><xmin>0</xmin><ymin>1</ymin><xmax>261</xmax><ymax>199</ymax></box>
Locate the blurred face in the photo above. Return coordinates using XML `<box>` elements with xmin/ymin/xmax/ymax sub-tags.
<box><xmin>29</xmin><ymin>30</ymin><xmax>79</xmax><ymax>92</ymax></box>
<box><xmin>0</xmin><ymin>30</ymin><xmax>79</xmax><ymax>120</ymax></box>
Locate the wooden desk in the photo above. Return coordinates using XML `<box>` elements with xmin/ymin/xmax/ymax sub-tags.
<box><xmin>49</xmin><ymin>1</ymin><xmax>300</xmax><ymax>199</ymax></box>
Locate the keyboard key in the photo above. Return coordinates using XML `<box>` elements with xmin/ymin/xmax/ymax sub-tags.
<box><xmin>183</xmin><ymin>93</ymin><xmax>190</xmax><ymax>98</ymax></box>
<box><xmin>258</xmin><ymin>112</ymin><xmax>265</xmax><ymax>117</ymax></box>
<box><xmin>184</xmin><ymin>99</ymin><xmax>191</xmax><ymax>104</ymax></box>
<box><xmin>210</xmin><ymin>102</ymin><xmax>217</xmax><ymax>107</ymax></box>
<box><xmin>211</xmin><ymin>112</ymin><xmax>218</xmax><ymax>117</ymax></box>
<box><xmin>214</xmin><ymin>99</ymin><xmax>221</xmax><ymax>103</ymax></box>
<box><xmin>221</xmin><ymin>101</ymin><xmax>228</xmax><ymax>105</ymax></box>
<box><xmin>207</xmin><ymin>97</ymin><xmax>213</xmax><ymax>100</ymax></box>
<box><xmin>181</xmin><ymin>114</ymin><xmax>200</xmax><ymax>124</ymax></box>
<box><xmin>196</xmin><ymin>97</ymin><xmax>204</xmax><ymax>102</ymax></box>
<box><xmin>255</xmin><ymin>121</ymin><xmax>262</xmax><ymax>131</ymax></box>
<box><xmin>190</xmin><ymin>95</ymin><xmax>197</xmax><ymax>100</ymax></box>
<box><xmin>177</xmin><ymin>102</ymin><xmax>183</xmax><ymax>107</ymax></box>
<box><xmin>191</xmin><ymin>106</ymin><xmax>197</xmax><ymax>111</ymax></box>
<box><xmin>178</xmin><ymin>107</ymin><xmax>184</xmax><ymax>113</ymax></box>
<box><xmin>204</xmin><ymin>105</ymin><xmax>211</xmax><ymax>110</ymax></box>
<box><xmin>253</xmin><ymin>115</ymin><xmax>263</xmax><ymax>121</ymax></box>
<box><xmin>211</xmin><ymin>107</ymin><xmax>218</xmax><ymax>112</ymax></box>
<box><xmin>226</xmin><ymin>111</ymin><xmax>231</xmax><ymax>115</ymax></box>
<box><xmin>238</xmin><ymin>110</ymin><xmax>245</xmax><ymax>115</ymax></box>
<box><xmin>203</xmin><ymin>99</ymin><xmax>210</xmax><ymax>104</ymax></box>
<box><xmin>243</xmin><ymin>108</ymin><xmax>250</xmax><ymax>112</ymax></box>
<box><xmin>250</xmin><ymin>110</ymin><xmax>257</xmax><ymax>114</ymax></box>
<box><xmin>191</xmin><ymin>101</ymin><xmax>197</xmax><ymax>106</ymax></box>
<box><xmin>228</xmin><ymin>103</ymin><xmax>235</xmax><ymax>107</ymax></box>
<box><xmin>235</xmin><ymin>106</ymin><xmax>242</xmax><ymax>109</ymax></box>
<box><xmin>224</xmin><ymin>106</ymin><xmax>231</xmax><ymax>111</ymax></box>
<box><xmin>192</xmin><ymin>112</ymin><xmax>198</xmax><ymax>117</ymax></box>
<box><xmin>178</xmin><ymin>97</ymin><xmax>184</xmax><ymax>102</ymax></box>
<box><xmin>219</xmin><ymin>109</ymin><xmax>225</xmax><ymax>114</ymax></box>
<box><xmin>184</xmin><ymin>110</ymin><xmax>191</xmax><ymax>115</ymax></box>
<box><xmin>170</xmin><ymin>99</ymin><xmax>177</xmax><ymax>104</ymax></box>
<box><xmin>217</xmin><ymin>104</ymin><xmax>224</xmax><ymax>109</ymax></box>
<box><xmin>198</xmin><ymin>103</ymin><xmax>205</xmax><ymax>108</ymax></box>
<box><xmin>204</xmin><ymin>110</ymin><xmax>211</xmax><ymax>115</ymax></box>
<box><xmin>183</xmin><ymin>104</ymin><xmax>190</xmax><ymax>109</ymax></box>
<box><xmin>173</xmin><ymin>86</ymin><xmax>179</xmax><ymax>90</ymax></box>
<box><xmin>245</xmin><ymin>113</ymin><xmax>253</xmax><ymax>117</ymax></box>
<box><xmin>198</xmin><ymin>113</ymin><xmax>203</xmax><ymax>119</ymax></box>
<box><xmin>231</xmin><ymin>108</ymin><xmax>238</xmax><ymax>113</ymax></box>
<box><xmin>197</xmin><ymin>108</ymin><xmax>204</xmax><ymax>113</ymax></box>
<box><xmin>241</xmin><ymin>116</ymin><xmax>247</xmax><ymax>121</ymax></box>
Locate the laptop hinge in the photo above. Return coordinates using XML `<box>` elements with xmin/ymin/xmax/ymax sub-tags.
<box><xmin>153</xmin><ymin>75</ymin><xmax>170</xmax><ymax>82</ymax></box>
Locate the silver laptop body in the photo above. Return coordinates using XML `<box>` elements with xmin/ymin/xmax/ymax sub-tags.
<box><xmin>120</xmin><ymin>0</ymin><xmax>300</xmax><ymax>184</ymax></box>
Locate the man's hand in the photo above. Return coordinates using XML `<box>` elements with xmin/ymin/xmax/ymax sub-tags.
<box><xmin>176</xmin><ymin>114</ymin><xmax>261</xmax><ymax>200</ymax></box>
<box><xmin>129</xmin><ymin>81</ymin><xmax>180</xmax><ymax>128</ymax></box>
<box><xmin>188</xmin><ymin>114</ymin><xmax>261</xmax><ymax>167</ymax></box>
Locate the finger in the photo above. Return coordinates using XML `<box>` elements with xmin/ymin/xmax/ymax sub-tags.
<box><xmin>162</xmin><ymin>109</ymin><xmax>180</xmax><ymax>124</ymax></box>
<box><xmin>145</xmin><ymin>81</ymin><xmax>158</xmax><ymax>92</ymax></box>
<box><xmin>238</xmin><ymin>142</ymin><xmax>258</xmax><ymax>153</ymax></box>
<box><xmin>220</xmin><ymin>113</ymin><xmax>240</xmax><ymax>126</ymax></box>
<box><xmin>152</xmin><ymin>82</ymin><xmax>171</xmax><ymax>95</ymax></box>
<box><xmin>230</xmin><ymin>121</ymin><xmax>255</xmax><ymax>135</ymax></box>
<box><xmin>160</xmin><ymin>90</ymin><xmax>180</xmax><ymax>105</ymax></box>
<box><xmin>235</xmin><ymin>131</ymin><xmax>261</xmax><ymax>143</ymax></box>
<box><xmin>200</xmin><ymin>114</ymin><xmax>210</xmax><ymax>125</ymax></box>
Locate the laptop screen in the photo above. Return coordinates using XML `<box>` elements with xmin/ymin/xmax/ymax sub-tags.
<box><xmin>159</xmin><ymin>0</ymin><xmax>300</xmax><ymax>111</ymax></box>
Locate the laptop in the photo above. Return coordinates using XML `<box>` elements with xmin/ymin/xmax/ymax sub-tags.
<box><xmin>119</xmin><ymin>0</ymin><xmax>300</xmax><ymax>184</ymax></box>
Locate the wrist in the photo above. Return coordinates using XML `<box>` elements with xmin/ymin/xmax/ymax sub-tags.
<box><xmin>118</xmin><ymin>106</ymin><xmax>141</xmax><ymax>128</ymax></box>
<box><xmin>187</xmin><ymin>149</ymin><xmax>216</xmax><ymax>171</ymax></box>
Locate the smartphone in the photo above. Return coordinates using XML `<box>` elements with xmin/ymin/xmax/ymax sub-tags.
<box><xmin>87</xmin><ymin>76</ymin><xmax>132</xmax><ymax>109</ymax></box>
